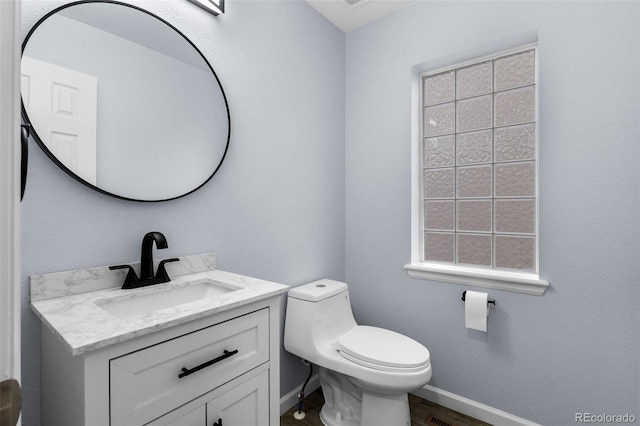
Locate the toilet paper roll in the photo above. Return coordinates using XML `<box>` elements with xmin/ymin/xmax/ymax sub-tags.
<box><xmin>464</xmin><ymin>291</ymin><xmax>489</xmax><ymax>332</ymax></box>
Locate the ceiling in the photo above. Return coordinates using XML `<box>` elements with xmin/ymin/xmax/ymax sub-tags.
<box><xmin>305</xmin><ymin>0</ymin><xmax>417</xmax><ymax>32</ymax></box>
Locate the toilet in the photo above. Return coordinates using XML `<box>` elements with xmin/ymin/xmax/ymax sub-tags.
<box><xmin>284</xmin><ymin>279</ymin><xmax>432</xmax><ymax>426</ymax></box>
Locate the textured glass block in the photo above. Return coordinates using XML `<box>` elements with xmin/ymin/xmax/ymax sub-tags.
<box><xmin>457</xmin><ymin>165</ymin><xmax>492</xmax><ymax>198</ymax></box>
<box><xmin>457</xmin><ymin>95</ymin><xmax>492</xmax><ymax>133</ymax></box>
<box><xmin>495</xmin><ymin>199</ymin><xmax>535</xmax><ymax>234</ymax></box>
<box><xmin>494</xmin><ymin>162</ymin><xmax>535</xmax><ymax>197</ymax></box>
<box><xmin>424</xmin><ymin>135</ymin><xmax>455</xmax><ymax>168</ymax></box>
<box><xmin>424</xmin><ymin>168</ymin><xmax>455</xmax><ymax>199</ymax></box>
<box><xmin>425</xmin><ymin>201</ymin><xmax>455</xmax><ymax>231</ymax></box>
<box><xmin>424</xmin><ymin>71</ymin><xmax>455</xmax><ymax>106</ymax></box>
<box><xmin>457</xmin><ymin>130</ymin><xmax>492</xmax><ymax>165</ymax></box>
<box><xmin>457</xmin><ymin>234</ymin><xmax>492</xmax><ymax>266</ymax></box>
<box><xmin>424</xmin><ymin>102</ymin><xmax>455</xmax><ymax>137</ymax></box>
<box><xmin>457</xmin><ymin>61</ymin><xmax>492</xmax><ymax>99</ymax></box>
<box><xmin>494</xmin><ymin>50</ymin><xmax>535</xmax><ymax>91</ymax></box>
<box><xmin>494</xmin><ymin>124</ymin><xmax>536</xmax><ymax>162</ymax></box>
<box><xmin>495</xmin><ymin>235</ymin><xmax>535</xmax><ymax>271</ymax></box>
<box><xmin>457</xmin><ymin>200</ymin><xmax>492</xmax><ymax>232</ymax></box>
<box><xmin>424</xmin><ymin>232</ymin><xmax>454</xmax><ymax>263</ymax></box>
<box><xmin>494</xmin><ymin>86</ymin><xmax>535</xmax><ymax>127</ymax></box>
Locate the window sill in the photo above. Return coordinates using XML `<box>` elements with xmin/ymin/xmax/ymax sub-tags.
<box><xmin>404</xmin><ymin>263</ymin><xmax>549</xmax><ymax>295</ymax></box>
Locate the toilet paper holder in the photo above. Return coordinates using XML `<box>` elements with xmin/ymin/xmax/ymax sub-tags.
<box><xmin>461</xmin><ymin>291</ymin><xmax>495</xmax><ymax>306</ymax></box>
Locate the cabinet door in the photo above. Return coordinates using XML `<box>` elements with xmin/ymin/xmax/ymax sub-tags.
<box><xmin>206</xmin><ymin>369</ymin><xmax>269</xmax><ymax>426</ymax></box>
<box><xmin>148</xmin><ymin>405</ymin><xmax>206</xmax><ymax>426</ymax></box>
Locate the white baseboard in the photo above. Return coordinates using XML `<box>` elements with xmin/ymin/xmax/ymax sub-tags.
<box><xmin>412</xmin><ymin>384</ymin><xmax>541</xmax><ymax>426</ymax></box>
<box><xmin>280</xmin><ymin>376</ymin><xmax>539</xmax><ymax>425</ymax></box>
<box><xmin>280</xmin><ymin>374</ymin><xmax>321</xmax><ymax>416</ymax></box>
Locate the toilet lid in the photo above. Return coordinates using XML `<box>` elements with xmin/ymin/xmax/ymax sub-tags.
<box><xmin>336</xmin><ymin>326</ymin><xmax>430</xmax><ymax>369</ymax></box>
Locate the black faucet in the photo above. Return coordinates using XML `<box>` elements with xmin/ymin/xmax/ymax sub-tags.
<box><xmin>110</xmin><ymin>232</ymin><xmax>179</xmax><ymax>289</ymax></box>
<box><xmin>140</xmin><ymin>232</ymin><xmax>167</xmax><ymax>280</ymax></box>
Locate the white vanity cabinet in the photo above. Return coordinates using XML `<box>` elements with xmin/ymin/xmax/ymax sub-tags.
<box><xmin>40</xmin><ymin>297</ymin><xmax>282</xmax><ymax>426</ymax></box>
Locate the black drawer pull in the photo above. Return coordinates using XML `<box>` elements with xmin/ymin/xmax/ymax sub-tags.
<box><xmin>178</xmin><ymin>349</ymin><xmax>239</xmax><ymax>379</ymax></box>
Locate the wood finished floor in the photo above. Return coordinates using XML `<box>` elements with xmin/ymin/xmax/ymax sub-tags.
<box><xmin>281</xmin><ymin>388</ymin><xmax>491</xmax><ymax>426</ymax></box>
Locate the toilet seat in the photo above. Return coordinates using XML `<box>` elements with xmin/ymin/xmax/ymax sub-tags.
<box><xmin>336</xmin><ymin>326</ymin><xmax>430</xmax><ymax>372</ymax></box>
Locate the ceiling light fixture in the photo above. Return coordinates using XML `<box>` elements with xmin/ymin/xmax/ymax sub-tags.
<box><xmin>342</xmin><ymin>0</ymin><xmax>371</xmax><ymax>9</ymax></box>
<box><xmin>188</xmin><ymin>0</ymin><xmax>225</xmax><ymax>16</ymax></box>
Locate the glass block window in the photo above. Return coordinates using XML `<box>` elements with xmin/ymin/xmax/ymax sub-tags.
<box><xmin>421</xmin><ymin>48</ymin><xmax>537</xmax><ymax>272</ymax></box>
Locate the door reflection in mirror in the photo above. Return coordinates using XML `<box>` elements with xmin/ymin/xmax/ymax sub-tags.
<box><xmin>21</xmin><ymin>1</ymin><xmax>230</xmax><ymax>201</ymax></box>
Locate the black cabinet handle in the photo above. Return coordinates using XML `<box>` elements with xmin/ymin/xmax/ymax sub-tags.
<box><xmin>178</xmin><ymin>349</ymin><xmax>238</xmax><ymax>379</ymax></box>
<box><xmin>20</xmin><ymin>124</ymin><xmax>30</xmax><ymax>201</ymax></box>
<box><xmin>213</xmin><ymin>418</ymin><xmax>222</xmax><ymax>426</ymax></box>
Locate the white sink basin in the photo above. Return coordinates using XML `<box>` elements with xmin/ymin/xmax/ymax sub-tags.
<box><xmin>95</xmin><ymin>278</ymin><xmax>242</xmax><ymax>319</ymax></box>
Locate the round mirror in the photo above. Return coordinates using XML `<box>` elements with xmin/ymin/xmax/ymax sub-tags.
<box><xmin>21</xmin><ymin>1</ymin><xmax>230</xmax><ymax>201</ymax></box>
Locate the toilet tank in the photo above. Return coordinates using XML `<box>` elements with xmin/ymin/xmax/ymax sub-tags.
<box><xmin>288</xmin><ymin>279</ymin><xmax>347</xmax><ymax>302</ymax></box>
<box><xmin>284</xmin><ymin>280</ymin><xmax>357</xmax><ymax>362</ymax></box>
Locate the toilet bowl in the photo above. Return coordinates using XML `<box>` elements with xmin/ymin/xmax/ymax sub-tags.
<box><xmin>284</xmin><ymin>279</ymin><xmax>432</xmax><ymax>426</ymax></box>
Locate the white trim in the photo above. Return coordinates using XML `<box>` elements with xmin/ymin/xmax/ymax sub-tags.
<box><xmin>279</xmin><ymin>374</ymin><xmax>542</xmax><ymax>425</ymax></box>
<box><xmin>534</xmin><ymin>45</ymin><xmax>541</xmax><ymax>276</ymax></box>
<box><xmin>279</xmin><ymin>373</ymin><xmax>320</xmax><ymax>416</ymax></box>
<box><xmin>412</xmin><ymin>384</ymin><xmax>542</xmax><ymax>426</ymax></box>
<box><xmin>404</xmin><ymin>263</ymin><xmax>548</xmax><ymax>296</ymax></box>
<box><xmin>410</xmin><ymin>56</ymin><xmax>422</xmax><ymax>264</ymax></box>
<box><xmin>0</xmin><ymin>0</ymin><xmax>22</xmax><ymax>390</ymax></box>
<box><xmin>279</xmin><ymin>375</ymin><xmax>542</xmax><ymax>425</ymax></box>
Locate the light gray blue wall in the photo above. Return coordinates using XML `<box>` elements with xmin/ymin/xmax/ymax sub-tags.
<box><xmin>21</xmin><ymin>1</ymin><xmax>344</xmax><ymax>425</ymax></box>
<box><xmin>345</xmin><ymin>1</ymin><xmax>639</xmax><ymax>424</ymax></box>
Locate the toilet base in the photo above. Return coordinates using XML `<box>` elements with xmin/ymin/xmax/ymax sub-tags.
<box><xmin>360</xmin><ymin>391</ymin><xmax>410</xmax><ymax>426</ymax></box>
<box><xmin>316</xmin><ymin>367</ymin><xmax>411</xmax><ymax>426</ymax></box>
<box><xmin>318</xmin><ymin>367</ymin><xmax>361</xmax><ymax>426</ymax></box>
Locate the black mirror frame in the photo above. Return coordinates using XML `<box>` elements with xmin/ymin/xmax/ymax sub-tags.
<box><xmin>21</xmin><ymin>0</ymin><xmax>231</xmax><ymax>202</ymax></box>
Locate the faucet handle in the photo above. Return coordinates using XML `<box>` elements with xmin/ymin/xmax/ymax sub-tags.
<box><xmin>156</xmin><ymin>258</ymin><xmax>180</xmax><ymax>282</ymax></box>
<box><xmin>109</xmin><ymin>264</ymin><xmax>140</xmax><ymax>289</ymax></box>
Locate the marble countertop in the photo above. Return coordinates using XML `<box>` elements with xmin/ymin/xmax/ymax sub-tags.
<box><xmin>31</xmin><ymin>269</ymin><xmax>288</xmax><ymax>356</ymax></box>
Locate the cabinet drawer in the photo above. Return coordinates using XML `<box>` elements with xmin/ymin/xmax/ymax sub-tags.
<box><xmin>110</xmin><ymin>308</ymin><xmax>269</xmax><ymax>426</ymax></box>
